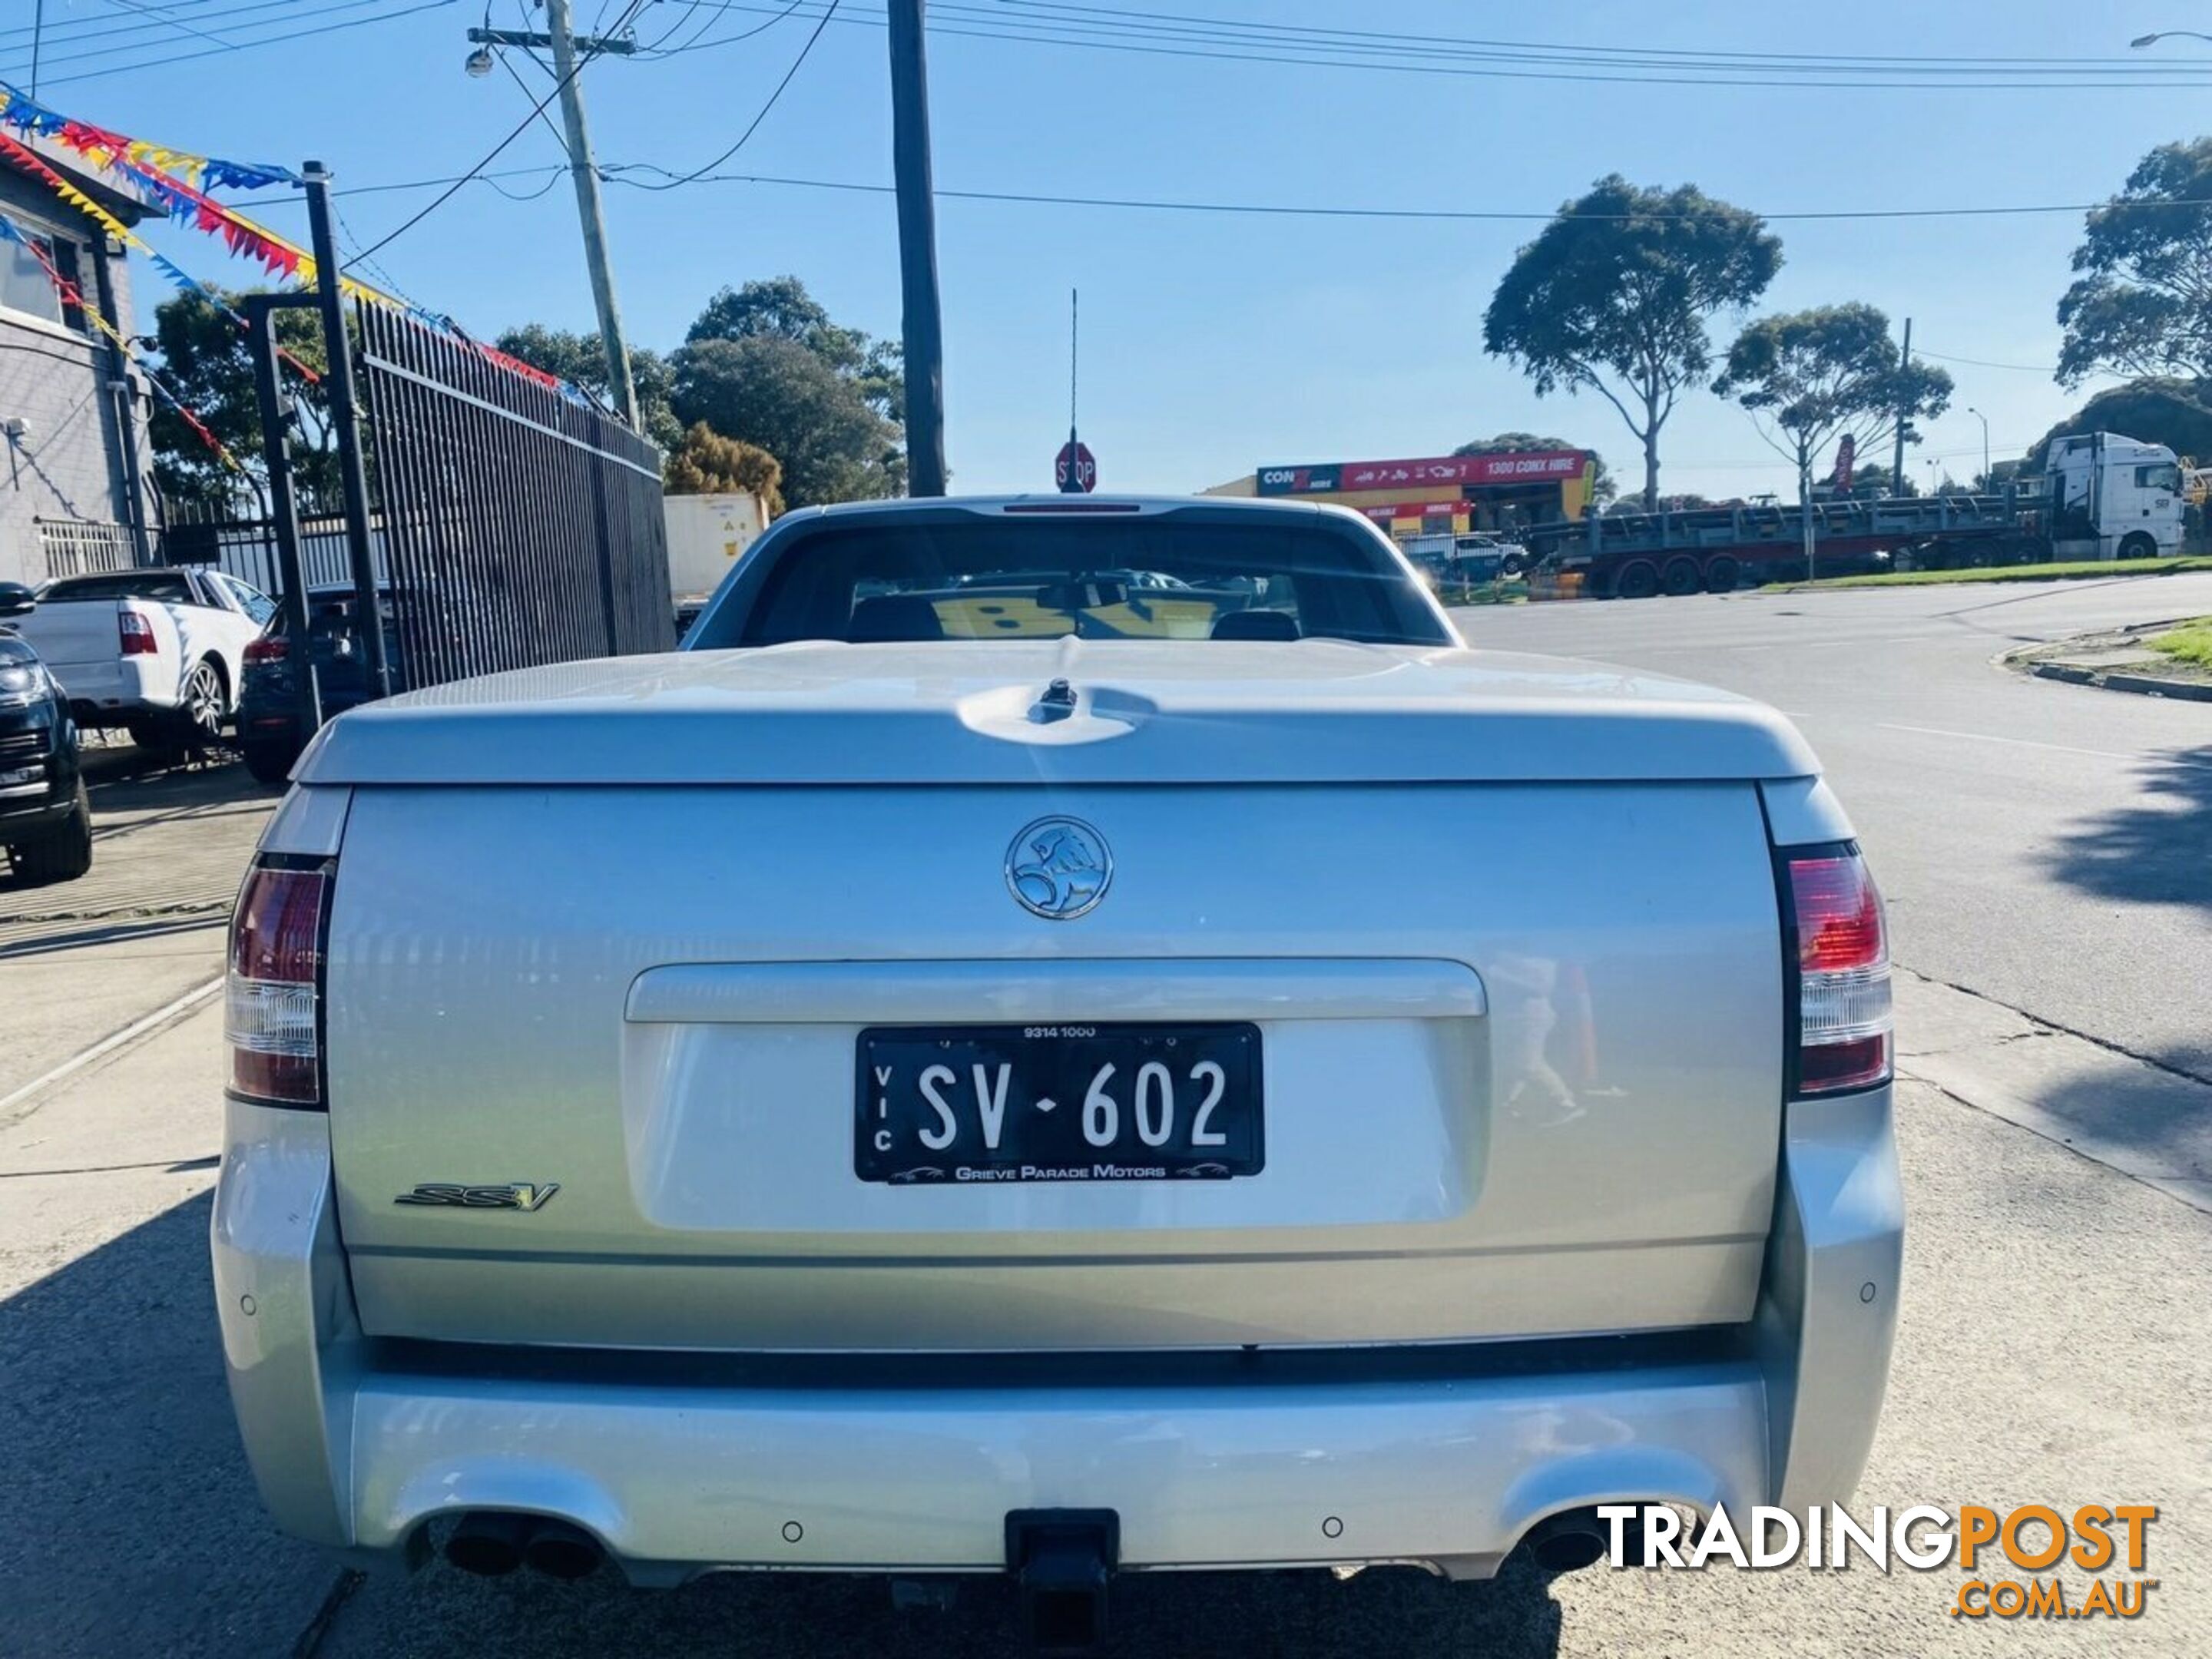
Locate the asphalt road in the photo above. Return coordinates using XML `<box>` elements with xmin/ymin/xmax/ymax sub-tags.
<box><xmin>2</xmin><ymin>582</ymin><xmax>2207</xmax><ymax>1657</ymax></box>
<box><xmin>1454</xmin><ymin>572</ymin><xmax>2212</xmax><ymax>1081</ymax></box>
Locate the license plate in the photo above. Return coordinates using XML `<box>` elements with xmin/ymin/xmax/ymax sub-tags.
<box><xmin>855</xmin><ymin>1023</ymin><xmax>1263</xmax><ymax>1184</ymax></box>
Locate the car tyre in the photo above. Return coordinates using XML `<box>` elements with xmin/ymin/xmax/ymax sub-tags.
<box><xmin>1616</xmin><ymin>561</ymin><xmax>1661</xmax><ymax>600</ymax></box>
<box><xmin>2118</xmin><ymin>531</ymin><xmax>2157</xmax><ymax>561</ymax></box>
<box><xmin>1704</xmin><ymin>556</ymin><xmax>1740</xmax><ymax>594</ymax></box>
<box><xmin>1661</xmin><ymin>558</ymin><xmax>1702</xmax><ymax>597</ymax></box>
<box><xmin>173</xmin><ymin>658</ymin><xmax>230</xmax><ymax>750</ymax></box>
<box><xmin>1499</xmin><ymin>551</ymin><xmax>1530</xmax><ymax>578</ymax></box>
<box><xmin>9</xmin><ymin>780</ymin><xmax>93</xmax><ymax>884</ymax></box>
<box><xmin>243</xmin><ymin>740</ymin><xmax>300</xmax><ymax>786</ymax></box>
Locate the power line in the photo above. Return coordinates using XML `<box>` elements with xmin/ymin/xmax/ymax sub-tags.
<box><xmin>18</xmin><ymin>0</ymin><xmax>2212</xmax><ymax>88</ymax></box>
<box><xmin>634</xmin><ymin>0</ymin><xmax>707</xmax><ymax>51</ymax></box>
<box><xmin>15</xmin><ymin>0</ymin><xmax>419</xmax><ymax>68</ymax></box>
<box><xmin>485</xmin><ymin>166</ymin><xmax>568</xmax><ymax>199</ymax></box>
<box><xmin>491</xmin><ymin>33</ymin><xmax>577</xmax><ymax>161</ymax></box>
<box><xmin>1916</xmin><ymin>348</ymin><xmax>2062</xmax><ymax>373</ymax></box>
<box><xmin>632</xmin><ymin>0</ymin><xmax>804</xmax><ymax>56</ymax></box>
<box><xmin>349</xmin><ymin>0</ymin><xmax>646</xmax><ymax>259</ymax></box>
<box><xmin>31</xmin><ymin>0</ymin><xmax>458</xmax><ymax>85</ymax></box>
<box><xmin>233</xmin><ymin>157</ymin><xmax>2212</xmax><ymax>231</ymax></box>
<box><xmin>616</xmin><ymin>0</ymin><xmax>837</xmax><ymax>189</ymax></box>
<box><xmin>642</xmin><ymin>0</ymin><xmax>2212</xmax><ymax>88</ymax></box>
<box><xmin>983</xmin><ymin>0</ymin><xmax>2205</xmax><ymax>69</ymax></box>
<box><xmin>2</xmin><ymin>0</ymin><xmax>359</xmax><ymax>45</ymax></box>
<box><xmin>637</xmin><ymin>0</ymin><xmax>2212</xmax><ymax>77</ymax></box>
<box><xmin>94</xmin><ymin>0</ymin><xmax>243</xmax><ymax>52</ymax></box>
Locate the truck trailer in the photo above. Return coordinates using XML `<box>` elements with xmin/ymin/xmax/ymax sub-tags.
<box><xmin>1528</xmin><ymin>430</ymin><xmax>2185</xmax><ymax>597</ymax></box>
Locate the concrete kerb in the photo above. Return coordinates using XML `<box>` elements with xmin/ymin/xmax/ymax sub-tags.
<box><xmin>1998</xmin><ymin>622</ymin><xmax>2212</xmax><ymax>702</ymax></box>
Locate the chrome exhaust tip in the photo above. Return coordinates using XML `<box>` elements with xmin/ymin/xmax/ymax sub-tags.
<box><xmin>1523</xmin><ymin>1507</ymin><xmax>1613</xmax><ymax>1575</ymax></box>
<box><xmin>444</xmin><ymin>1512</ymin><xmax>528</xmax><ymax>1577</ymax></box>
<box><xmin>522</xmin><ymin>1518</ymin><xmax>604</xmax><ymax>1580</ymax></box>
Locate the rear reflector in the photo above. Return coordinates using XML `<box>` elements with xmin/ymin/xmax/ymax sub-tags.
<box><xmin>227</xmin><ymin>859</ymin><xmax>331</xmax><ymax>1108</ymax></box>
<box><xmin>118</xmin><ymin>607</ymin><xmax>158</xmax><ymax>657</ymax></box>
<box><xmin>1784</xmin><ymin>849</ymin><xmax>1891</xmax><ymax>1095</ymax></box>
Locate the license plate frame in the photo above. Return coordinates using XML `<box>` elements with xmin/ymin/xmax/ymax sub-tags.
<box><xmin>854</xmin><ymin>1022</ymin><xmax>1263</xmax><ymax>1184</ymax></box>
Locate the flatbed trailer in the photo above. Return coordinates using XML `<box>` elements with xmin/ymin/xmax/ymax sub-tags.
<box><xmin>1525</xmin><ymin>488</ymin><xmax>2042</xmax><ymax>597</ymax></box>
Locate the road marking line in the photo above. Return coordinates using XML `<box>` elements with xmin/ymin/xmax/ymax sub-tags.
<box><xmin>1875</xmin><ymin>723</ymin><xmax>2158</xmax><ymax>761</ymax></box>
<box><xmin>0</xmin><ymin>975</ymin><xmax>224</xmax><ymax>1119</ymax></box>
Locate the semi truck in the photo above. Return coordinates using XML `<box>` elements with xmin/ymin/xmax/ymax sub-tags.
<box><xmin>1526</xmin><ymin>430</ymin><xmax>2186</xmax><ymax>598</ymax></box>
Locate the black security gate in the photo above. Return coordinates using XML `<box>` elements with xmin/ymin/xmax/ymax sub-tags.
<box><xmin>355</xmin><ymin>302</ymin><xmax>673</xmax><ymax>690</ymax></box>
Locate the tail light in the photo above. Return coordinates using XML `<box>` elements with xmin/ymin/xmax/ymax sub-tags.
<box><xmin>243</xmin><ymin>634</ymin><xmax>287</xmax><ymax>664</ymax></box>
<box><xmin>118</xmin><ymin>606</ymin><xmax>158</xmax><ymax>657</ymax></box>
<box><xmin>227</xmin><ymin>856</ymin><xmax>333</xmax><ymax>1108</ymax></box>
<box><xmin>1781</xmin><ymin>845</ymin><xmax>1891</xmax><ymax>1095</ymax></box>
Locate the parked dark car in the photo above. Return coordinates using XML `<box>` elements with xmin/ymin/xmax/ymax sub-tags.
<box><xmin>237</xmin><ymin>583</ymin><xmax>403</xmax><ymax>786</ymax></box>
<box><xmin>0</xmin><ymin>582</ymin><xmax>92</xmax><ymax>884</ymax></box>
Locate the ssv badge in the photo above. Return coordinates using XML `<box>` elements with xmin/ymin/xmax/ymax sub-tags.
<box><xmin>393</xmin><ymin>1182</ymin><xmax>561</xmax><ymax>1211</ymax></box>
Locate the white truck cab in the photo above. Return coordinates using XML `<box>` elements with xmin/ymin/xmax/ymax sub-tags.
<box><xmin>2045</xmin><ymin>431</ymin><xmax>2185</xmax><ymax>560</ymax></box>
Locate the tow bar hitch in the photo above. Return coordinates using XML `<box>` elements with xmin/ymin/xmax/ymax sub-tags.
<box><xmin>1006</xmin><ymin>1509</ymin><xmax>1118</xmax><ymax>1654</ymax></box>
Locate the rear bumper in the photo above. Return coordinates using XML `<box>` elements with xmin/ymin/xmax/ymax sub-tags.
<box><xmin>211</xmin><ymin>1087</ymin><xmax>1902</xmax><ymax>1582</ymax></box>
<box><xmin>58</xmin><ymin>657</ymin><xmax>170</xmax><ymax>724</ymax></box>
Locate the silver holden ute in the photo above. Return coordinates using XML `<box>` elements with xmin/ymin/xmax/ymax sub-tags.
<box><xmin>212</xmin><ymin>495</ymin><xmax>1901</xmax><ymax>1644</ymax></box>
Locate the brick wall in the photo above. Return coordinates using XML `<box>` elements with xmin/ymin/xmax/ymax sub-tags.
<box><xmin>0</xmin><ymin>167</ymin><xmax>153</xmax><ymax>587</ymax></box>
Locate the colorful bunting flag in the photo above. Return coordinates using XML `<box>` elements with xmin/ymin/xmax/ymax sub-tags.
<box><xmin>0</xmin><ymin>85</ymin><xmax>598</xmax><ymax>409</ymax></box>
<box><xmin>0</xmin><ymin>207</ymin><xmax>243</xmax><ymax>472</ymax></box>
<box><xmin>0</xmin><ymin>81</ymin><xmax>294</xmax><ymax>190</ymax></box>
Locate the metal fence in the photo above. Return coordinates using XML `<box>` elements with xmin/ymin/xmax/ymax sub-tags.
<box><xmin>162</xmin><ymin>507</ymin><xmax>387</xmax><ymax>598</ymax></box>
<box><xmin>355</xmin><ymin>303</ymin><xmax>673</xmax><ymax>690</ymax></box>
<box><xmin>35</xmin><ymin>518</ymin><xmax>137</xmax><ymax>581</ymax></box>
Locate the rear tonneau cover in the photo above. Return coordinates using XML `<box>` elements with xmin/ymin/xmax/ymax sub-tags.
<box><xmin>296</xmin><ymin>639</ymin><xmax>1816</xmax><ymax>786</ymax></box>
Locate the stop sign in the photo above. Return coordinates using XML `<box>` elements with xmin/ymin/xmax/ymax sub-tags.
<box><xmin>1055</xmin><ymin>440</ymin><xmax>1097</xmax><ymax>493</ymax></box>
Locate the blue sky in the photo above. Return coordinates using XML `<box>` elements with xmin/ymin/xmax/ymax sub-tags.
<box><xmin>15</xmin><ymin>1</ymin><xmax>2212</xmax><ymax>497</ymax></box>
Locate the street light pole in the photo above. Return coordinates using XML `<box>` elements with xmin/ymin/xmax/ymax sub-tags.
<box><xmin>1800</xmin><ymin>448</ymin><xmax>1816</xmax><ymax>582</ymax></box>
<box><xmin>1966</xmin><ymin>406</ymin><xmax>1989</xmax><ymax>489</ymax></box>
<box><xmin>542</xmin><ymin>0</ymin><xmax>640</xmax><ymax>428</ymax></box>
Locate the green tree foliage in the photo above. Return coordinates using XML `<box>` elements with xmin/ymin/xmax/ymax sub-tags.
<box><xmin>146</xmin><ymin>287</ymin><xmax>336</xmax><ymax>513</ymax></box>
<box><xmin>492</xmin><ymin>323</ymin><xmax>684</xmax><ymax>450</ymax></box>
<box><xmin>664</xmin><ymin>421</ymin><xmax>785</xmax><ymax>515</ymax></box>
<box><xmin>1453</xmin><ymin>431</ymin><xmax>1616</xmax><ymax>504</ymax></box>
<box><xmin>1714</xmin><ymin>304</ymin><xmax>1952</xmax><ymax>498</ymax></box>
<box><xmin>671</xmin><ymin>335</ymin><xmax>903</xmax><ymax>507</ymax></box>
<box><xmin>1483</xmin><ymin>176</ymin><xmax>1783</xmax><ymax>509</ymax></box>
<box><xmin>2025</xmin><ymin>377</ymin><xmax>2212</xmax><ymax>470</ymax></box>
<box><xmin>2057</xmin><ymin>140</ymin><xmax>2212</xmax><ymax>386</ymax></box>
<box><xmin>685</xmin><ymin>275</ymin><xmax>903</xmax><ymax>419</ymax></box>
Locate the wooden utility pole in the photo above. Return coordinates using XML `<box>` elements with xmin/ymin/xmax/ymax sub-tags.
<box><xmin>887</xmin><ymin>0</ymin><xmax>949</xmax><ymax>495</ymax></box>
<box><xmin>544</xmin><ymin>0</ymin><xmax>640</xmax><ymax>428</ymax></box>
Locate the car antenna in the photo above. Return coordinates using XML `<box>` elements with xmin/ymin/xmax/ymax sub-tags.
<box><xmin>1060</xmin><ymin>287</ymin><xmax>1084</xmax><ymax>494</ymax></box>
